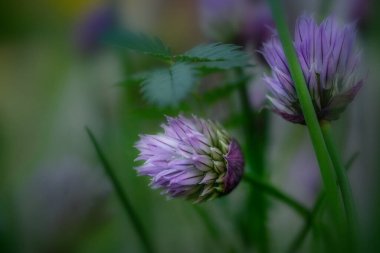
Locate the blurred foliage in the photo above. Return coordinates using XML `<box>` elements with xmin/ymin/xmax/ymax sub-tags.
<box><xmin>109</xmin><ymin>28</ymin><xmax>250</xmax><ymax>107</ymax></box>
<box><xmin>0</xmin><ymin>0</ymin><xmax>380</xmax><ymax>253</ymax></box>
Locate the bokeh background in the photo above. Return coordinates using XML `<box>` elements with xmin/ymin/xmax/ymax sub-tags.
<box><xmin>1</xmin><ymin>0</ymin><xmax>379</xmax><ymax>252</ymax></box>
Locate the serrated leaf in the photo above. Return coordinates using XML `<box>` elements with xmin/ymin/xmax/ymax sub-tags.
<box><xmin>104</xmin><ymin>29</ymin><xmax>172</xmax><ymax>59</ymax></box>
<box><xmin>181</xmin><ymin>43</ymin><xmax>246</xmax><ymax>61</ymax></box>
<box><xmin>175</xmin><ymin>43</ymin><xmax>250</xmax><ymax>70</ymax></box>
<box><xmin>191</xmin><ymin>59</ymin><xmax>248</xmax><ymax>72</ymax></box>
<box><xmin>141</xmin><ymin>63</ymin><xmax>195</xmax><ymax>107</ymax></box>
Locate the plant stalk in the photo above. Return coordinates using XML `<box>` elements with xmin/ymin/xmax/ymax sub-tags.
<box><xmin>238</xmin><ymin>74</ymin><xmax>269</xmax><ymax>253</ymax></box>
<box><xmin>86</xmin><ymin>127</ymin><xmax>154</xmax><ymax>253</ymax></box>
<box><xmin>321</xmin><ymin>121</ymin><xmax>359</xmax><ymax>250</ymax></box>
<box><xmin>287</xmin><ymin>152</ymin><xmax>359</xmax><ymax>252</ymax></box>
<box><xmin>244</xmin><ymin>175</ymin><xmax>311</xmax><ymax>220</ymax></box>
<box><xmin>266</xmin><ymin>0</ymin><xmax>345</xmax><ymax>237</ymax></box>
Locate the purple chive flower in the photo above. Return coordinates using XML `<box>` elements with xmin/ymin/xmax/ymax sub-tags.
<box><xmin>199</xmin><ymin>0</ymin><xmax>274</xmax><ymax>49</ymax></box>
<box><xmin>238</xmin><ymin>3</ymin><xmax>274</xmax><ymax>50</ymax></box>
<box><xmin>262</xmin><ymin>15</ymin><xmax>363</xmax><ymax>124</ymax></box>
<box><xmin>16</xmin><ymin>158</ymin><xmax>110</xmax><ymax>252</ymax></box>
<box><xmin>199</xmin><ymin>0</ymin><xmax>243</xmax><ymax>42</ymax></box>
<box><xmin>135</xmin><ymin>115</ymin><xmax>244</xmax><ymax>203</ymax></box>
<box><xmin>74</xmin><ymin>5</ymin><xmax>116</xmax><ymax>55</ymax></box>
<box><xmin>348</xmin><ymin>0</ymin><xmax>371</xmax><ymax>30</ymax></box>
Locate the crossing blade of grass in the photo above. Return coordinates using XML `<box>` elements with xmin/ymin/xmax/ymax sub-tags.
<box><xmin>244</xmin><ymin>175</ymin><xmax>311</xmax><ymax>220</ymax></box>
<box><xmin>85</xmin><ymin>127</ymin><xmax>154</xmax><ymax>253</ymax></box>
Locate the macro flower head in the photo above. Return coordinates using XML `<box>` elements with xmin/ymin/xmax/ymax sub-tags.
<box><xmin>135</xmin><ymin>115</ymin><xmax>244</xmax><ymax>203</ymax></box>
<box><xmin>262</xmin><ymin>15</ymin><xmax>363</xmax><ymax>124</ymax></box>
<box><xmin>16</xmin><ymin>158</ymin><xmax>110</xmax><ymax>252</ymax></box>
<box><xmin>74</xmin><ymin>5</ymin><xmax>116</xmax><ymax>55</ymax></box>
<box><xmin>199</xmin><ymin>0</ymin><xmax>274</xmax><ymax>50</ymax></box>
<box><xmin>199</xmin><ymin>0</ymin><xmax>243</xmax><ymax>42</ymax></box>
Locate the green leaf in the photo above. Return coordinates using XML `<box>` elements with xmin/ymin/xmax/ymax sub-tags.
<box><xmin>175</xmin><ymin>43</ymin><xmax>250</xmax><ymax>70</ymax></box>
<box><xmin>180</xmin><ymin>43</ymin><xmax>247</xmax><ymax>62</ymax></box>
<box><xmin>105</xmin><ymin>29</ymin><xmax>172</xmax><ymax>60</ymax></box>
<box><xmin>141</xmin><ymin>63</ymin><xmax>195</xmax><ymax>107</ymax></box>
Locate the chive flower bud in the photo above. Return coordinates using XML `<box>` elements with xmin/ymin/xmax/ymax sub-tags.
<box><xmin>262</xmin><ymin>15</ymin><xmax>363</xmax><ymax>124</ymax></box>
<box><xmin>135</xmin><ymin>115</ymin><xmax>244</xmax><ymax>203</ymax></box>
<box><xmin>199</xmin><ymin>0</ymin><xmax>274</xmax><ymax>50</ymax></box>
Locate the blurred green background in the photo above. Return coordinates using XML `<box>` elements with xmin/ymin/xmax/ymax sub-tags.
<box><xmin>1</xmin><ymin>0</ymin><xmax>380</xmax><ymax>252</ymax></box>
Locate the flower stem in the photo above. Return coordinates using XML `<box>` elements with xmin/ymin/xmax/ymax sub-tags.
<box><xmin>244</xmin><ymin>175</ymin><xmax>311</xmax><ymax>220</ymax></box>
<box><xmin>266</xmin><ymin>0</ymin><xmax>344</xmax><ymax>235</ymax></box>
<box><xmin>321</xmin><ymin>121</ymin><xmax>359</xmax><ymax>250</ymax></box>
<box><xmin>237</xmin><ymin>73</ymin><xmax>269</xmax><ymax>253</ymax></box>
<box><xmin>287</xmin><ymin>152</ymin><xmax>359</xmax><ymax>252</ymax></box>
<box><xmin>193</xmin><ymin>205</ymin><xmax>221</xmax><ymax>241</ymax></box>
<box><xmin>286</xmin><ymin>194</ymin><xmax>325</xmax><ymax>253</ymax></box>
<box><xmin>85</xmin><ymin>127</ymin><xmax>154</xmax><ymax>253</ymax></box>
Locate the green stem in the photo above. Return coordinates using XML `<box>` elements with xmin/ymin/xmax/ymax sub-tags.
<box><xmin>85</xmin><ymin>127</ymin><xmax>154</xmax><ymax>253</ymax></box>
<box><xmin>244</xmin><ymin>175</ymin><xmax>311</xmax><ymax>220</ymax></box>
<box><xmin>193</xmin><ymin>205</ymin><xmax>237</xmax><ymax>252</ymax></box>
<box><xmin>321</xmin><ymin>121</ymin><xmax>359</xmax><ymax>250</ymax></box>
<box><xmin>193</xmin><ymin>205</ymin><xmax>221</xmax><ymax>241</ymax></box>
<box><xmin>287</xmin><ymin>152</ymin><xmax>359</xmax><ymax>252</ymax></box>
<box><xmin>238</xmin><ymin>75</ymin><xmax>269</xmax><ymax>253</ymax></box>
<box><xmin>286</xmin><ymin>194</ymin><xmax>325</xmax><ymax>253</ymax></box>
<box><xmin>267</xmin><ymin>0</ymin><xmax>344</xmax><ymax>233</ymax></box>
<box><xmin>238</xmin><ymin>80</ymin><xmax>258</xmax><ymax>172</ymax></box>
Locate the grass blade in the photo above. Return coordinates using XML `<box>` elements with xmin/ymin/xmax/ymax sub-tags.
<box><xmin>85</xmin><ymin>127</ymin><xmax>154</xmax><ymax>253</ymax></box>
